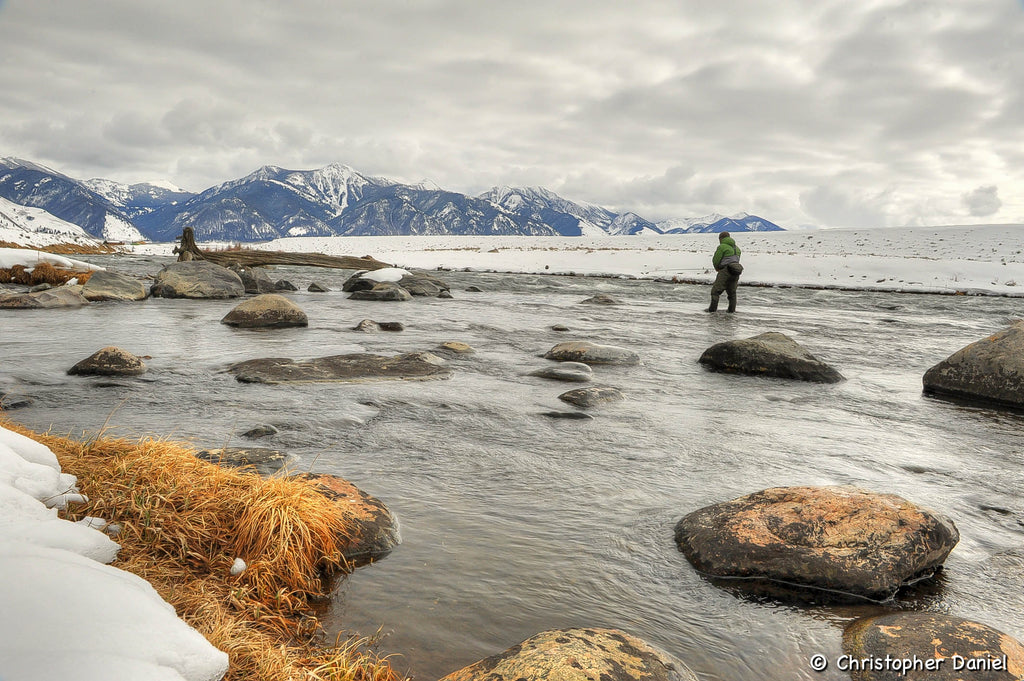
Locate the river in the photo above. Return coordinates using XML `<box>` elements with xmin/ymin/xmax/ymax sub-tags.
<box><xmin>2</xmin><ymin>254</ymin><xmax>1022</xmax><ymax>680</ymax></box>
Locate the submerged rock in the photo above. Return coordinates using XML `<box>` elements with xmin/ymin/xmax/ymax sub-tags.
<box><xmin>82</xmin><ymin>270</ymin><xmax>149</xmax><ymax>301</ymax></box>
<box><xmin>220</xmin><ymin>294</ymin><xmax>308</xmax><ymax>329</ymax></box>
<box><xmin>843</xmin><ymin>613</ymin><xmax>1024</xmax><ymax>681</ymax></box>
<box><xmin>580</xmin><ymin>293</ymin><xmax>620</xmax><ymax>305</ymax></box>
<box><xmin>558</xmin><ymin>386</ymin><xmax>623</xmax><ymax>407</ymax></box>
<box><xmin>291</xmin><ymin>472</ymin><xmax>400</xmax><ymax>563</ymax></box>
<box><xmin>674</xmin><ymin>486</ymin><xmax>959</xmax><ymax>600</ymax></box>
<box><xmin>0</xmin><ymin>287</ymin><xmax>90</xmax><ymax>309</ymax></box>
<box><xmin>698</xmin><ymin>331</ymin><xmax>844</xmax><ymax>383</ymax></box>
<box><xmin>307</xmin><ymin>282</ymin><xmax>330</xmax><ymax>292</ymax></box>
<box><xmin>439</xmin><ymin>627</ymin><xmax>697</xmax><ymax>681</ymax></box>
<box><xmin>435</xmin><ymin>341</ymin><xmax>475</xmax><ymax>355</ymax></box>
<box><xmin>241</xmin><ymin>424</ymin><xmax>278</xmax><ymax>439</ymax></box>
<box><xmin>923</xmin><ymin>321</ymin><xmax>1024</xmax><ymax>408</ymax></box>
<box><xmin>68</xmin><ymin>346</ymin><xmax>147</xmax><ymax>377</ymax></box>
<box><xmin>150</xmin><ymin>261</ymin><xmax>244</xmax><ymax>299</ymax></box>
<box><xmin>540</xmin><ymin>411</ymin><xmax>594</xmax><ymax>420</ymax></box>
<box><xmin>543</xmin><ymin>341</ymin><xmax>640</xmax><ymax>366</ymax></box>
<box><xmin>529</xmin><ymin>361</ymin><xmax>593</xmax><ymax>383</ymax></box>
<box><xmin>196</xmin><ymin>447</ymin><xmax>291</xmax><ymax>476</ymax></box>
<box><xmin>227</xmin><ymin>352</ymin><xmax>451</xmax><ymax>384</ymax></box>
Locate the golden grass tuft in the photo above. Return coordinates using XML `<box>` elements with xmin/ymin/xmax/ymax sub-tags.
<box><xmin>0</xmin><ymin>262</ymin><xmax>94</xmax><ymax>286</ymax></box>
<box><xmin>1</xmin><ymin>419</ymin><xmax>406</xmax><ymax>681</ymax></box>
<box><xmin>0</xmin><ymin>241</ymin><xmax>121</xmax><ymax>254</ymax></box>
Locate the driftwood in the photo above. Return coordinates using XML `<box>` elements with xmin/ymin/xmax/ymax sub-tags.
<box><xmin>173</xmin><ymin>227</ymin><xmax>392</xmax><ymax>271</ymax></box>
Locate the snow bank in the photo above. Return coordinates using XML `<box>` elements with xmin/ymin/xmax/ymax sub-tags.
<box><xmin>0</xmin><ymin>426</ymin><xmax>228</xmax><ymax>681</ymax></box>
<box><xmin>360</xmin><ymin>266</ymin><xmax>410</xmax><ymax>283</ymax></box>
<box><xmin>0</xmin><ymin>247</ymin><xmax>106</xmax><ymax>272</ymax></box>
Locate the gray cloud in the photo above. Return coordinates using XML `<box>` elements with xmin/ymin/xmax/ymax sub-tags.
<box><xmin>0</xmin><ymin>0</ymin><xmax>1021</xmax><ymax>226</ymax></box>
<box><xmin>962</xmin><ymin>185</ymin><xmax>1002</xmax><ymax>217</ymax></box>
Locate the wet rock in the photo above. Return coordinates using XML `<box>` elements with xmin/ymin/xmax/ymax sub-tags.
<box><xmin>229</xmin><ymin>265</ymin><xmax>276</xmax><ymax>294</ymax></box>
<box><xmin>291</xmin><ymin>472</ymin><xmax>400</xmax><ymax>563</ymax></box>
<box><xmin>580</xmin><ymin>293</ymin><xmax>620</xmax><ymax>305</ymax></box>
<box><xmin>0</xmin><ymin>287</ymin><xmax>90</xmax><ymax>309</ymax></box>
<box><xmin>353</xmin><ymin>319</ymin><xmax>405</xmax><ymax>333</ymax></box>
<box><xmin>550</xmin><ymin>324</ymin><xmax>570</xmax><ymax>332</ymax></box>
<box><xmin>220</xmin><ymin>294</ymin><xmax>308</xmax><ymax>328</ymax></box>
<box><xmin>529</xmin><ymin>361</ymin><xmax>593</xmax><ymax>382</ymax></box>
<box><xmin>465</xmin><ymin>285</ymin><xmax>483</xmax><ymax>293</ymax></box>
<box><xmin>698</xmin><ymin>331</ymin><xmax>844</xmax><ymax>383</ymax></box>
<box><xmin>438</xmin><ymin>290</ymin><xmax>453</xmax><ymax>299</ymax></box>
<box><xmin>68</xmin><ymin>346</ymin><xmax>147</xmax><ymax>377</ymax></box>
<box><xmin>544</xmin><ymin>341</ymin><xmax>640</xmax><ymax>366</ymax></box>
<box><xmin>923</xmin><ymin>321</ymin><xmax>1024</xmax><ymax>408</ymax></box>
<box><xmin>435</xmin><ymin>341</ymin><xmax>475</xmax><ymax>355</ymax></box>
<box><xmin>241</xmin><ymin>424</ymin><xmax>278</xmax><ymax>439</ymax></box>
<box><xmin>343</xmin><ymin>268</ymin><xmax>450</xmax><ymax>297</ymax></box>
<box><xmin>227</xmin><ymin>352</ymin><xmax>451</xmax><ymax>384</ymax></box>
<box><xmin>558</xmin><ymin>385</ymin><xmax>623</xmax><ymax>407</ymax></box>
<box><xmin>378</xmin><ymin>321</ymin><xmax>404</xmax><ymax>332</ymax></box>
<box><xmin>439</xmin><ymin>627</ymin><xmax>697</xmax><ymax>681</ymax></box>
<box><xmin>540</xmin><ymin>411</ymin><xmax>594</xmax><ymax>420</ymax></box>
<box><xmin>348</xmin><ymin>282</ymin><xmax>412</xmax><ymax>301</ymax></box>
<box><xmin>196</xmin><ymin>446</ymin><xmax>291</xmax><ymax>476</ymax></box>
<box><xmin>307</xmin><ymin>282</ymin><xmax>330</xmax><ymax>293</ymax></box>
<box><xmin>843</xmin><ymin>612</ymin><xmax>1024</xmax><ymax>681</ymax></box>
<box><xmin>274</xmin><ymin>279</ymin><xmax>298</xmax><ymax>291</ymax></box>
<box><xmin>0</xmin><ymin>393</ymin><xmax>34</xmax><ymax>410</ymax></box>
<box><xmin>674</xmin><ymin>486</ymin><xmax>959</xmax><ymax>600</ymax></box>
<box><xmin>150</xmin><ymin>261</ymin><xmax>244</xmax><ymax>299</ymax></box>
<box><xmin>82</xmin><ymin>270</ymin><xmax>149</xmax><ymax>301</ymax></box>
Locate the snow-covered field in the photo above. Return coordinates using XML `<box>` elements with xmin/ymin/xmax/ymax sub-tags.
<box><xmin>128</xmin><ymin>223</ymin><xmax>1024</xmax><ymax>296</ymax></box>
<box><xmin>0</xmin><ymin>197</ymin><xmax>106</xmax><ymax>249</ymax></box>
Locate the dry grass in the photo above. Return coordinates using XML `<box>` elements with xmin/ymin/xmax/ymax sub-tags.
<box><xmin>0</xmin><ymin>241</ymin><xmax>121</xmax><ymax>254</ymax></box>
<box><xmin>0</xmin><ymin>419</ymin><xmax>407</xmax><ymax>681</ymax></box>
<box><xmin>0</xmin><ymin>262</ymin><xmax>94</xmax><ymax>286</ymax></box>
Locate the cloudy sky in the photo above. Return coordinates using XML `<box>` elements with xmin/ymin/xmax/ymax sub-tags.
<box><xmin>0</xmin><ymin>0</ymin><xmax>1021</xmax><ymax>228</ymax></box>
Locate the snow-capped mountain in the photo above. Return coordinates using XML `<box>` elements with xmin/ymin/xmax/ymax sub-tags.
<box><xmin>0</xmin><ymin>157</ymin><xmax>785</xmax><ymax>242</ymax></box>
<box><xmin>0</xmin><ymin>158</ymin><xmax>145</xmax><ymax>242</ymax></box>
<box><xmin>0</xmin><ymin>195</ymin><xmax>105</xmax><ymax>248</ymax></box>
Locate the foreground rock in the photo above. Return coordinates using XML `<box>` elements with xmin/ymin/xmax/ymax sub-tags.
<box><xmin>81</xmin><ymin>270</ymin><xmax>149</xmax><ymax>301</ymax></box>
<box><xmin>220</xmin><ymin>294</ymin><xmax>308</xmax><ymax>328</ymax></box>
<box><xmin>923</xmin><ymin>321</ymin><xmax>1024</xmax><ymax>408</ymax></box>
<box><xmin>843</xmin><ymin>612</ymin><xmax>1024</xmax><ymax>680</ymax></box>
<box><xmin>227</xmin><ymin>352</ymin><xmax>451</xmax><ymax>384</ymax></box>
<box><xmin>196</xmin><ymin>446</ymin><xmax>291</xmax><ymax>476</ymax></box>
<box><xmin>0</xmin><ymin>287</ymin><xmax>89</xmax><ymax>309</ymax></box>
<box><xmin>291</xmin><ymin>472</ymin><xmax>400</xmax><ymax>563</ymax></box>
<box><xmin>68</xmin><ymin>346</ymin><xmax>147</xmax><ymax>377</ymax></box>
<box><xmin>698</xmin><ymin>332</ymin><xmax>844</xmax><ymax>383</ymax></box>
<box><xmin>544</xmin><ymin>341</ymin><xmax>640</xmax><ymax>366</ymax></box>
<box><xmin>674</xmin><ymin>486</ymin><xmax>959</xmax><ymax>600</ymax></box>
<box><xmin>529</xmin><ymin>361</ymin><xmax>593</xmax><ymax>382</ymax></box>
<box><xmin>439</xmin><ymin>628</ymin><xmax>697</xmax><ymax>681</ymax></box>
<box><xmin>150</xmin><ymin>261</ymin><xmax>244</xmax><ymax>299</ymax></box>
<box><xmin>559</xmin><ymin>386</ymin><xmax>623</xmax><ymax>407</ymax></box>
<box><xmin>348</xmin><ymin>282</ymin><xmax>412</xmax><ymax>301</ymax></box>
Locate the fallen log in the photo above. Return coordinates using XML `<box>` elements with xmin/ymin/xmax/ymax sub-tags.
<box><xmin>173</xmin><ymin>227</ymin><xmax>393</xmax><ymax>271</ymax></box>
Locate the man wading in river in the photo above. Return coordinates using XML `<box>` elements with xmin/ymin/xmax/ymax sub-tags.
<box><xmin>707</xmin><ymin>231</ymin><xmax>743</xmax><ymax>313</ymax></box>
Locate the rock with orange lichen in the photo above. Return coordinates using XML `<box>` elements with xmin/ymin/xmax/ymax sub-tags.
<box><xmin>924</xmin><ymin>321</ymin><xmax>1024</xmax><ymax>409</ymax></box>
<box><xmin>843</xmin><ymin>612</ymin><xmax>1024</xmax><ymax>680</ymax></box>
<box><xmin>674</xmin><ymin>486</ymin><xmax>959</xmax><ymax>600</ymax></box>
<box><xmin>438</xmin><ymin>628</ymin><xmax>697</xmax><ymax>681</ymax></box>
<box><xmin>290</xmin><ymin>472</ymin><xmax>399</xmax><ymax>565</ymax></box>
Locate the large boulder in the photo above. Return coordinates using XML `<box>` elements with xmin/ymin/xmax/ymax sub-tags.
<box><xmin>439</xmin><ymin>628</ymin><xmax>697</xmax><ymax>681</ymax></box>
<box><xmin>674</xmin><ymin>486</ymin><xmax>959</xmax><ymax>600</ymax></box>
<box><xmin>229</xmin><ymin>265</ymin><xmax>276</xmax><ymax>294</ymax></box>
<box><xmin>68</xmin><ymin>346</ymin><xmax>147</xmax><ymax>377</ymax></box>
<box><xmin>348</xmin><ymin>282</ymin><xmax>412</xmax><ymax>301</ymax></box>
<box><xmin>81</xmin><ymin>270</ymin><xmax>149</xmax><ymax>301</ymax></box>
<box><xmin>843</xmin><ymin>613</ymin><xmax>1024</xmax><ymax>680</ymax></box>
<box><xmin>0</xmin><ymin>287</ymin><xmax>89</xmax><ymax>309</ymax></box>
<box><xmin>150</xmin><ymin>261</ymin><xmax>244</xmax><ymax>299</ymax></box>
<box><xmin>923</xmin><ymin>321</ymin><xmax>1024</xmax><ymax>408</ymax></box>
<box><xmin>291</xmin><ymin>472</ymin><xmax>400</xmax><ymax>563</ymax></box>
<box><xmin>227</xmin><ymin>352</ymin><xmax>451</xmax><ymax>384</ymax></box>
<box><xmin>220</xmin><ymin>294</ymin><xmax>308</xmax><ymax>329</ymax></box>
<box><xmin>698</xmin><ymin>332</ymin><xmax>844</xmax><ymax>383</ymax></box>
<box><xmin>543</xmin><ymin>341</ymin><xmax>640</xmax><ymax>366</ymax></box>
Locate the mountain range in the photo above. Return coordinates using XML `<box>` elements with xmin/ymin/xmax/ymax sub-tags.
<box><xmin>0</xmin><ymin>157</ymin><xmax>783</xmax><ymax>243</ymax></box>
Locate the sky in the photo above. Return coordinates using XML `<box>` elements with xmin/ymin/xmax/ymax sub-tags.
<box><xmin>0</xmin><ymin>0</ymin><xmax>1021</xmax><ymax>229</ymax></box>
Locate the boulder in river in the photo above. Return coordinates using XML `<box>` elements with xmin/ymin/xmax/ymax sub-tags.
<box><xmin>227</xmin><ymin>352</ymin><xmax>451</xmax><ymax>384</ymax></box>
<box><xmin>439</xmin><ymin>627</ymin><xmax>697</xmax><ymax>681</ymax></box>
<box><xmin>353</xmin><ymin>319</ymin><xmax>405</xmax><ymax>333</ymax></box>
<box><xmin>435</xmin><ymin>341</ymin><xmax>475</xmax><ymax>355</ymax></box>
<box><xmin>291</xmin><ymin>472</ymin><xmax>400</xmax><ymax>564</ymax></box>
<box><xmin>529</xmin><ymin>361</ymin><xmax>593</xmax><ymax>382</ymax></box>
<box><xmin>220</xmin><ymin>294</ymin><xmax>308</xmax><ymax>329</ymax></box>
<box><xmin>150</xmin><ymin>261</ymin><xmax>244</xmax><ymax>299</ymax></box>
<box><xmin>348</xmin><ymin>282</ymin><xmax>412</xmax><ymax>301</ymax></box>
<box><xmin>343</xmin><ymin>268</ymin><xmax>450</xmax><ymax>297</ymax></box>
<box><xmin>81</xmin><ymin>270</ymin><xmax>149</xmax><ymax>301</ymax></box>
<box><xmin>307</xmin><ymin>282</ymin><xmax>330</xmax><ymax>293</ymax></box>
<box><xmin>274</xmin><ymin>279</ymin><xmax>298</xmax><ymax>291</ymax></box>
<box><xmin>68</xmin><ymin>346</ymin><xmax>147</xmax><ymax>377</ymax></box>
<box><xmin>196</xmin><ymin>446</ymin><xmax>292</xmax><ymax>476</ymax></box>
<box><xmin>698</xmin><ymin>331</ymin><xmax>844</xmax><ymax>383</ymax></box>
<box><xmin>923</xmin><ymin>321</ymin><xmax>1024</xmax><ymax>408</ymax></box>
<box><xmin>580</xmin><ymin>293</ymin><xmax>620</xmax><ymax>305</ymax></box>
<box><xmin>558</xmin><ymin>385</ymin><xmax>623</xmax><ymax>407</ymax></box>
<box><xmin>674</xmin><ymin>486</ymin><xmax>959</xmax><ymax>600</ymax></box>
<box><xmin>843</xmin><ymin>612</ymin><xmax>1024</xmax><ymax>681</ymax></box>
<box><xmin>543</xmin><ymin>341</ymin><xmax>640</xmax><ymax>366</ymax></box>
<box><xmin>229</xmin><ymin>265</ymin><xmax>276</xmax><ymax>294</ymax></box>
<box><xmin>0</xmin><ymin>287</ymin><xmax>90</xmax><ymax>309</ymax></box>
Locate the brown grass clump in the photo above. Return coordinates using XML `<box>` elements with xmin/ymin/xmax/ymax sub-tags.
<box><xmin>0</xmin><ymin>262</ymin><xmax>94</xmax><ymax>286</ymax></box>
<box><xmin>0</xmin><ymin>419</ymin><xmax>407</xmax><ymax>681</ymax></box>
<box><xmin>0</xmin><ymin>241</ymin><xmax>121</xmax><ymax>255</ymax></box>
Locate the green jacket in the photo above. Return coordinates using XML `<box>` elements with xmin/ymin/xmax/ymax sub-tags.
<box><xmin>712</xmin><ymin>237</ymin><xmax>741</xmax><ymax>270</ymax></box>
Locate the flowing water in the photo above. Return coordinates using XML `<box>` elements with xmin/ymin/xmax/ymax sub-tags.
<box><xmin>2</xmin><ymin>255</ymin><xmax>1023</xmax><ymax>680</ymax></box>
